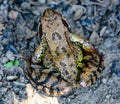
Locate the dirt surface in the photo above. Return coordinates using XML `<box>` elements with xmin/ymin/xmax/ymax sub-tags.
<box><xmin>0</xmin><ymin>0</ymin><xmax>120</xmax><ymax>104</ymax></box>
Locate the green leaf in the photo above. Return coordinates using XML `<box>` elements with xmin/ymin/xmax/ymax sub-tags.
<box><xmin>13</xmin><ymin>60</ymin><xmax>19</xmax><ymax>66</ymax></box>
<box><xmin>5</xmin><ymin>62</ymin><xmax>13</xmax><ymax>68</ymax></box>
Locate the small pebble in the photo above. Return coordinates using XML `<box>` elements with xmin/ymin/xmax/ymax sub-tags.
<box><xmin>14</xmin><ymin>0</ymin><xmax>24</xmax><ymax>4</ymax></box>
<box><xmin>21</xmin><ymin>2</ymin><xmax>31</xmax><ymax>9</ymax></box>
<box><xmin>11</xmin><ymin>82</ymin><xmax>26</xmax><ymax>89</ymax></box>
<box><xmin>72</xmin><ymin>5</ymin><xmax>86</xmax><ymax>20</ymax></box>
<box><xmin>0</xmin><ymin>70</ymin><xmax>3</xmax><ymax>76</ymax></box>
<box><xmin>67</xmin><ymin>98</ymin><xmax>71</xmax><ymax>102</ymax></box>
<box><xmin>106</xmin><ymin>94</ymin><xmax>111</xmax><ymax>99</ymax></box>
<box><xmin>32</xmin><ymin>10</ymin><xmax>40</xmax><ymax>16</ymax></box>
<box><xmin>40</xmin><ymin>0</ymin><xmax>46</xmax><ymax>4</ymax></box>
<box><xmin>0</xmin><ymin>0</ymin><xmax>3</xmax><ymax>2</ymax></box>
<box><xmin>0</xmin><ymin>75</ymin><xmax>2</xmax><ymax>81</ymax></box>
<box><xmin>19</xmin><ymin>76</ymin><xmax>25</xmax><ymax>83</ymax></box>
<box><xmin>18</xmin><ymin>90</ymin><xmax>27</xmax><ymax>100</ymax></box>
<box><xmin>102</xmin><ymin>78</ymin><xmax>107</xmax><ymax>84</ymax></box>
<box><xmin>111</xmin><ymin>0</ymin><xmax>119</xmax><ymax>6</ymax></box>
<box><xmin>6</xmin><ymin>51</ymin><xmax>15</xmax><ymax>61</ymax></box>
<box><xmin>0</xmin><ymin>88</ymin><xmax>8</xmax><ymax>96</ymax></box>
<box><xmin>0</xmin><ymin>82</ymin><xmax>2</xmax><ymax>87</ymax></box>
<box><xmin>0</xmin><ymin>44</ymin><xmax>3</xmax><ymax>56</ymax></box>
<box><xmin>0</xmin><ymin>4</ymin><xmax>8</xmax><ymax>19</ymax></box>
<box><xmin>13</xmin><ymin>88</ymin><xmax>19</xmax><ymax>95</ymax></box>
<box><xmin>81</xmin><ymin>17</ymin><xmax>99</xmax><ymax>31</ymax></box>
<box><xmin>8</xmin><ymin>10</ymin><xmax>18</xmax><ymax>20</ymax></box>
<box><xmin>7</xmin><ymin>44</ymin><xmax>18</xmax><ymax>54</ymax></box>
<box><xmin>6</xmin><ymin>75</ymin><xmax>18</xmax><ymax>81</ymax></box>
<box><xmin>104</xmin><ymin>39</ymin><xmax>112</xmax><ymax>48</ymax></box>
<box><xmin>100</xmin><ymin>26</ymin><xmax>107</xmax><ymax>37</ymax></box>
<box><xmin>116</xmin><ymin>38</ymin><xmax>120</xmax><ymax>49</ymax></box>
<box><xmin>89</xmin><ymin>31</ymin><xmax>100</xmax><ymax>45</ymax></box>
<box><xmin>1</xmin><ymin>57</ymin><xmax>8</xmax><ymax>64</ymax></box>
<box><xmin>0</xmin><ymin>22</ymin><xmax>5</xmax><ymax>33</ymax></box>
<box><xmin>110</xmin><ymin>60</ymin><xmax>120</xmax><ymax>77</ymax></box>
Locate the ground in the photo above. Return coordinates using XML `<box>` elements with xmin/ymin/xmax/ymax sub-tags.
<box><xmin>0</xmin><ymin>0</ymin><xmax>120</xmax><ymax>104</ymax></box>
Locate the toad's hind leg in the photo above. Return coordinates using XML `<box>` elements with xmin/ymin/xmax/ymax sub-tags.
<box><xmin>26</xmin><ymin>67</ymin><xmax>73</xmax><ymax>96</ymax></box>
<box><xmin>69</xmin><ymin>33</ymin><xmax>103</xmax><ymax>87</ymax></box>
<box><xmin>79</xmin><ymin>53</ymin><xmax>103</xmax><ymax>87</ymax></box>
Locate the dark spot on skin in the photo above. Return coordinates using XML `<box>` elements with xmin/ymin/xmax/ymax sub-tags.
<box><xmin>50</xmin><ymin>81</ymin><xmax>60</xmax><ymax>92</ymax></box>
<box><xmin>89</xmin><ymin>60</ymin><xmax>98</xmax><ymax>67</ymax></box>
<box><xmin>54</xmin><ymin>16</ymin><xmax>58</xmax><ymax>20</ymax></box>
<box><xmin>81</xmin><ymin>59</ymin><xmax>88</xmax><ymax>66</ymax></box>
<box><xmin>56</xmin><ymin>88</ymin><xmax>61</xmax><ymax>93</ymax></box>
<box><xmin>69</xmin><ymin>63</ymin><xmax>75</xmax><ymax>67</ymax></box>
<box><xmin>55</xmin><ymin>47</ymin><xmax>60</xmax><ymax>56</ymax></box>
<box><xmin>52</xmin><ymin>32</ymin><xmax>62</xmax><ymax>40</ymax></box>
<box><xmin>77</xmin><ymin>67</ymin><xmax>83</xmax><ymax>72</ymax></box>
<box><xmin>48</xmin><ymin>50</ymin><xmax>51</xmax><ymax>54</ymax></box>
<box><xmin>56</xmin><ymin>74</ymin><xmax>61</xmax><ymax>79</ymax></box>
<box><xmin>56</xmin><ymin>46</ymin><xmax>59</xmax><ymax>50</ymax></box>
<box><xmin>46</xmin><ymin>25</ymin><xmax>50</xmax><ymax>29</ymax></box>
<box><xmin>61</xmin><ymin>71</ymin><xmax>64</xmax><ymax>76</ymax></box>
<box><xmin>56</xmin><ymin>52</ymin><xmax>60</xmax><ymax>56</ymax></box>
<box><xmin>44</xmin><ymin>47</ymin><xmax>47</xmax><ymax>51</ymax></box>
<box><xmin>55</xmin><ymin>32</ymin><xmax>62</xmax><ymax>40</ymax></box>
<box><xmin>66</xmin><ymin>54</ymin><xmax>70</xmax><ymax>58</ymax></box>
<box><xmin>60</xmin><ymin>62</ymin><xmax>66</xmax><ymax>67</ymax></box>
<box><xmin>52</xmin><ymin>63</ymin><xmax>56</xmax><ymax>68</ymax></box>
<box><xmin>73</xmin><ymin>71</ymin><xmax>77</xmax><ymax>75</ymax></box>
<box><xmin>92</xmin><ymin>71</ymin><xmax>97</xmax><ymax>80</ymax></box>
<box><xmin>51</xmin><ymin>22</ymin><xmax>53</xmax><ymax>25</ymax></box>
<box><xmin>43</xmin><ymin>32</ymin><xmax>46</xmax><ymax>36</ymax></box>
<box><xmin>34</xmin><ymin>73</ymin><xmax>42</xmax><ymax>83</ymax></box>
<box><xmin>61</xmin><ymin>47</ymin><xmax>66</xmax><ymax>53</ymax></box>
<box><xmin>89</xmin><ymin>74</ymin><xmax>94</xmax><ymax>84</ymax></box>
<box><xmin>50</xmin><ymin>58</ymin><xmax>53</xmax><ymax>62</ymax></box>
<box><xmin>37</xmin><ymin>71</ymin><xmax>57</xmax><ymax>85</ymax></box>
<box><xmin>97</xmin><ymin>68</ymin><xmax>102</xmax><ymax>73</ymax></box>
<box><xmin>52</xmin><ymin>33</ymin><xmax>55</xmax><ymax>40</ymax></box>
<box><xmin>67</xmin><ymin>75</ymin><xmax>72</xmax><ymax>80</ymax></box>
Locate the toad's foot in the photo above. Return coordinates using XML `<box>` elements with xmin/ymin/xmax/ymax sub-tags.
<box><xmin>25</xmin><ymin>66</ymin><xmax>73</xmax><ymax>96</ymax></box>
<box><xmin>79</xmin><ymin>53</ymin><xmax>103</xmax><ymax>87</ymax></box>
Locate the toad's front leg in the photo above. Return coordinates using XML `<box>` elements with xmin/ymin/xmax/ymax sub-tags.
<box><xmin>79</xmin><ymin>53</ymin><xmax>103</xmax><ymax>87</ymax></box>
<box><xmin>70</xmin><ymin>33</ymin><xmax>95</xmax><ymax>52</ymax></box>
<box><xmin>26</xmin><ymin>66</ymin><xmax>73</xmax><ymax>96</ymax></box>
<box><xmin>32</xmin><ymin>39</ymin><xmax>45</xmax><ymax>64</ymax></box>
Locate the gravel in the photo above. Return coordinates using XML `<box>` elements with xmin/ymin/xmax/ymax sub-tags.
<box><xmin>0</xmin><ymin>0</ymin><xmax>120</xmax><ymax>104</ymax></box>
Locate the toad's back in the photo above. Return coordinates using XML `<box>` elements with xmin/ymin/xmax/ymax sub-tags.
<box><xmin>41</xmin><ymin>9</ymin><xmax>78</xmax><ymax>83</ymax></box>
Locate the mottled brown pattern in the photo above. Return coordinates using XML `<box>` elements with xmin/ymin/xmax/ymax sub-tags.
<box><xmin>26</xmin><ymin>8</ymin><xmax>103</xmax><ymax>96</ymax></box>
<box><xmin>61</xmin><ymin>47</ymin><xmax>67</xmax><ymax>53</ymax></box>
